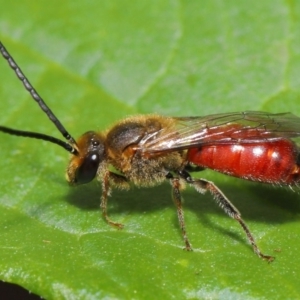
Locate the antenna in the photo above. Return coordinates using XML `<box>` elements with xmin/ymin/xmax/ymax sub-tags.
<box><xmin>0</xmin><ymin>41</ymin><xmax>78</xmax><ymax>155</ymax></box>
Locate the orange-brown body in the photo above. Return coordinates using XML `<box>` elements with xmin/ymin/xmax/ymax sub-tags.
<box><xmin>66</xmin><ymin>115</ymin><xmax>186</xmax><ymax>187</ymax></box>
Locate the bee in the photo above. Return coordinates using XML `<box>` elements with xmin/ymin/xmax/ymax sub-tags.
<box><xmin>2</xmin><ymin>42</ymin><xmax>300</xmax><ymax>262</ymax></box>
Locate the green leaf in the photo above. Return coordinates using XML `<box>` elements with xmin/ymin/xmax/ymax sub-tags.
<box><xmin>1</xmin><ymin>0</ymin><xmax>300</xmax><ymax>299</ymax></box>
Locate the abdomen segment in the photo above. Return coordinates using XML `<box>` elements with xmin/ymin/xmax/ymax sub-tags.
<box><xmin>187</xmin><ymin>139</ymin><xmax>300</xmax><ymax>184</ymax></box>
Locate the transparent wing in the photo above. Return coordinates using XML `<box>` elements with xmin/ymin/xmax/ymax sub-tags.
<box><xmin>137</xmin><ymin>111</ymin><xmax>300</xmax><ymax>154</ymax></box>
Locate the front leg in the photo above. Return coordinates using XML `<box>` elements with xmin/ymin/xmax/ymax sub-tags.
<box><xmin>100</xmin><ymin>171</ymin><xmax>129</xmax><ymax>229</ymax></box>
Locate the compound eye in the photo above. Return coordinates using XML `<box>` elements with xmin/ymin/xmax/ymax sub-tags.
<box><xmin>75</xmin><ymin>152</ymin><xmax>100</xmax><ymax>184</ymax></box>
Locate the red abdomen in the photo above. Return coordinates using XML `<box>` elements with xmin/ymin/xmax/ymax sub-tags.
<box><xmin>187</xmin><ymin>139</ymin><xmax>300</xmax><ymax>184</ymax></box>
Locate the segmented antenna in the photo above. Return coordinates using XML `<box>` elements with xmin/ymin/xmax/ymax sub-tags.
<box><xmin>0</xmin><ymin>41</ymin><xmax>78</xmax><ymax>155</ymax></box>
<box><xmin>0</xmin><ymin>125</ymin><xmax>76</xmax><ymax>152</ymax></box>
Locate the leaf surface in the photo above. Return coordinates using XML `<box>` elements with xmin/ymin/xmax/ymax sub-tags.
<box><xmin>0</xmin><ymin>1</ymin><xmax>300</xmax><ymax>299</ymax></box>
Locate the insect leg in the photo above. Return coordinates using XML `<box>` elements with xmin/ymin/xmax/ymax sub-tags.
<box><xmin>178</xmin><ymin>170</ymin><xmax>274</xmax><ymax>261</ymax></box>
<box><xmin>168</xmin><ymin>174</ymin><xmax>192</xmax><ymax>251</ymax></box>
<box><xmin>100</xmin><ymin>171</ymin><xmax>124</xmax><ymax>229</ymax></box>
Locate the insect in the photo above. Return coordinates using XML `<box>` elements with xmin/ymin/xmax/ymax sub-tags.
<box><xmin>1</xmin><ymin>42</ymin><xmax>300</xmax><ymax>262</ymax></box>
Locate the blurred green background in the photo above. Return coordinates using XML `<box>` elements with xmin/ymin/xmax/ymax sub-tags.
<box><xmin>0</xmin><ymin>1</ymin><xmax>300</xmax><ymax>299</ymax></box>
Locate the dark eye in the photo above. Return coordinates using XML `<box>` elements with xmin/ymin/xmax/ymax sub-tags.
<box><xmin>75</xmin><ymin>152</ymin><xmax>100</xmax><ymax>184</ymax></box>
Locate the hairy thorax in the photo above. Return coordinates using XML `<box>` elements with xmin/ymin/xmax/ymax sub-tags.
<box><xmin>105</xmin><ymin>115</ymin><xmax>185</xmax><ymax>186</ymax></box>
